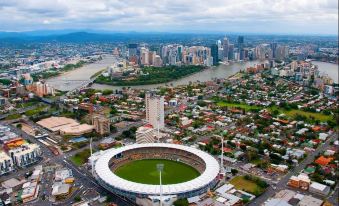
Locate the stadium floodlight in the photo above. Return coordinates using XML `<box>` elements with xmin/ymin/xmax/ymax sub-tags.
<box><xmin>157</xmin><ymin>164</ymin><xmax>164</xmax><ymax>206</ymax></box>
<box><xmin>215</xmin><ymin>135</ymin><xmax>225</xmax><ymax>175</ymax></box>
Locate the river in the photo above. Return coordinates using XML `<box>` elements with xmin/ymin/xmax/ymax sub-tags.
<box><xmin>46</xmin><ymin>55</ymin><xmax>338</xmax><ymax>91</ymax></box>
<box><xmin>91</xmin><ymin>61</ymin><xmax>263</xmax><ymax>91</ymax></box>
<box><xmin>312</xmin><ymin>61</ymin><xmax>338</xmax><ymax>83</ymax></box>
<box><xmin>46</xmin><ymin>55</ymin><xmax>116</xmax><ymax>91</ymax></box>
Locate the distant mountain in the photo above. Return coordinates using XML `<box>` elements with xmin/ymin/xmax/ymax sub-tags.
<box><xmin>0</xmin><ymin>30</ymin><xmax>336</xmax><ymax>45</ymax></box>
<box><xmin>0</xmin><ymin>31</ymin><xmax>221</xmax><ymax>44</ymax></box>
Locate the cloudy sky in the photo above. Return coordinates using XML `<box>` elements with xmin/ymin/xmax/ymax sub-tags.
<box><xmin>0</xmin><ymin>0</ymin><xmax>337</xmax><ymax>35</ymax></box>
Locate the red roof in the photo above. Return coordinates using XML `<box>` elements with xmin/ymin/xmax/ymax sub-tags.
<box><xmin>315</xmin><ymin>156</ymin><xmax>333</xmax><ymax>166</ymax></box>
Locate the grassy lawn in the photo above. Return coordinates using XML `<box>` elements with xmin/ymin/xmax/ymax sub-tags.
<box><xmin>281</xmin><ymin>109</ymin><xmax>332</xmax><ymax>122</ymax></box>
<box><xmin>5</xmin><ymin>113</ymin><xmax>22</xmax><ymax>120</ymax></box>
<box><xmin>229</xmin><ymin>176</ymin><xmax>265</xmax><ymax>195</ymax></box>
<box><xmin>24</xmin><ymin>106</ymin><xmax>47</xmax><ymax>117</ymax></box>
<box><xmin>216</xmin><ymin>101</ymin><xmax>262</xmax><ymax>111</ymax></box>
<box><xmin>114</xmin><ymin>159</ymin><xmax>200</xmax><ymax>185</ymax></box>
<box><xmin>70</xmin><ymin>149</ymin><xmax>91</xmax><ymax>166</ymax></box>
<box><xmin>216</xmin><ymin>101</ymin><xmax>332</xmax><ymax>122</ymax></box>
<box><xmin>269</xmin><ymin>106</ymin><xmax>333</xmax><ymax>122</ymax></box>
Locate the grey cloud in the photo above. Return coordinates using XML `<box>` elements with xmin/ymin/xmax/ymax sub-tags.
<box><xmin>0</xmin><ymin>0</ymin><xmax>337</xmax><ymax>34</ymax></box>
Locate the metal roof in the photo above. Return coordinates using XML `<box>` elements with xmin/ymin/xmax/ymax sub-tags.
<box><xmin>95</xmin><ymin>143</ymin><xmax>219</xmax><ymax>195</ymax></box>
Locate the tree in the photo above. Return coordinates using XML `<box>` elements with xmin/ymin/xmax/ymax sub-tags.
<box><xmin>240</xmin><ymin>145</ymin><xmax>247</xmax><ymax>151</ymax></box>
<box><xmin>173</xmin><ymin>198</ymin><xmax>189</xmax><ymax>206</ymax></box>
<box><xmin>16</xmin><ymin>124</ymin><xmax>22</xmax><ymax>129</ymax></box>
<box><xmin>102</xmin><ymin>89</ymin><xmax>113</xmax><ymax>95</ymax></box>
<box><xmin>74</xmin><ymin>195</ymin><xmax>81</xmax><ymax>202</ymax></box>
<box><xmin>197</xmin><ymin>100</ymin><xmax>207</xmax><ymax>107</ymax></box>
<box><xmin>231</xmin><ymin>169</ymin><xmax>238</xmax><ymax>175</ymax></box>
<box><xmin>110</xmin><ymin>106</ymin><xmax>118</xmax><ymax>115</ymax></box>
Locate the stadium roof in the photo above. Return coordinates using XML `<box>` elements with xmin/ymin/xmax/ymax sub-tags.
<box><xmin>95</xmin><ymin>143</ymin><xmax>219</xmax><ymax>195</ymax></box>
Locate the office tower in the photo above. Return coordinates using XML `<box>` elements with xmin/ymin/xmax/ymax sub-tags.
<box><xmin>210</xmin><ymin>44</ymin><xmax>219</xmax><ymax>65</ymax></box>
<box><xmin>223</xmin><ymin>37</ymin><xmax>229</xmax><ymax>60</ymax></box>
<box><xmin>128</xmin><ymin>43</ymin><xmax>138</xmax><ymax>57</ymax></box>
<box><xmin>145</xmin><ymin>92</ymin><xmax>164</xmax><ymax>129</ymax></box>
<box><xmin>276</xmin><ymin>45</ymin><xmax>289</xmax><ymax>60</ymax></box>
<box><xmin>255</xmin><ymin>44</ymin><xmax>273</xmax><ymax>60</ymax></box>
<box><xmin>270</xmin><ymin>42</ymin><xmax>278</xmax><ymax>59</ymax></box>
<box><xmin>92</xmin><ymin>115</ymin><xmax>110</xmax><ymax>135</ymax></box>
<box><xmin>228</xmin><ymin>44</ymin><xmax>234</xmax><ymax>60</ymax></box>
<box><xmin>237</xmin><ymin>36</ymin><xmax>245</xmax><ymax>60</ymax></box>
<box><xmin>177</xmin><ymin>46</ymin><xmax>182</xmax><ymax>61</ymax></box>
<box><xmin>237</xmin><ymin>36</ymin><xmax>244</xmax><ymax>49</ymax></box>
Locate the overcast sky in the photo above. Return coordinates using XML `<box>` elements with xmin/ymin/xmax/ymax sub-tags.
<box><xmin>0</xmin><ymin>0</ymin><xmax>338</xmax><ymax>35</ymax></box>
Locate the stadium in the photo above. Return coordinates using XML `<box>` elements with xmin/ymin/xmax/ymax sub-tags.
<box><xmin>94</xmin><ymin>143</ymin><xmax>220</xmax><ymax>199</ymax></box>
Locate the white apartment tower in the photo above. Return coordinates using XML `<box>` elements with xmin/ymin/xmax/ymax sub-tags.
<box><xmin>145</xmin><ymin>92</ymin><xmax>164</xmax><ymax>130</ymax></box>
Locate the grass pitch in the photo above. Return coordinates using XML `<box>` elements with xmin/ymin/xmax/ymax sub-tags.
<box><xmin>114</xmin><ymin>159</ymin><xmax>200</xmax><ymax>185</ymax></box>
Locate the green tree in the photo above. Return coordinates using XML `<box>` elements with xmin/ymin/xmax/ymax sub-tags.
<box><xmin>74</xmin><ymin>195</ymin><xmax>81</xmax><ymax>202</ymax></box>
<box><xmin>173</xmin><ymin>198</ymin><xmax>189</xmax><ymax>206</ymax></box>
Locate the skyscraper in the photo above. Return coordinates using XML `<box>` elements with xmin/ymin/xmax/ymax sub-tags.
<box><xmin>228</xmin><ymin>44</ymin><xmax>234</xmax><ymax>60</ymax></box>
<box><xmin>210</xmin><ymin>44</ymin><xmax>218</xmax><ymax>65</ymax></box>
<box><xmin>270</xmin><ymin>42</ymin><xmax>278</xmax><ymax>59</ymax></box>
<box><xmin>237</xmin><ymin>36</ymin><xmax>244</xmax><ymax>49</ymax></box>
<box><xmin>128</xmin><ymin>43</ymin><xmax>138</xmax><ymax>57</ymax></box>
<box><xmin>223</xmin><ymin>37</ymin><xmax>229</xmax><ymax>60</ymax></box>
<box><xmin>145</xmin><ymin>92</ymin><xmax>164</xmax><ymax>129</ymax></box>
<box><xmin>238</xmin><ymin>36</ymin><xmax>245</xmax><ymax>60</ymax></box>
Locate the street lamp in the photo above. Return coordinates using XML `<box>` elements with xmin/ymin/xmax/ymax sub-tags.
<box><xmin>157</xmin><ymin>164</ymin><xmax>164</xmax><ymax>206</ymax></box>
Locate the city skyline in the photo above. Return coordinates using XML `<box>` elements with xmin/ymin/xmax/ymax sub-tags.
<box><xmin>0</xmin><ymin>0</ymin><xmax>338</xmax><ymax>35</ymax></box>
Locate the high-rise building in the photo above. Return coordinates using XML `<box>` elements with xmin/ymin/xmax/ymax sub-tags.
<box><xmin>128</xmin><ymin>43</ymin><xmax>138</xmax><ymax>57</ymax></box>
<box><xmin>270</xmin><ymin>42</ymin><xmax>278</xmax><ymax>59</ymax></box>
<box><xmin>255</xmin><ymin>44</ymin><xmax>273</xmax><ymax>60</ymax></box>
<box><xmin>145</xmin><ymin>92</ymin><xmax>164</xmax><ymax>129</ymax></box>
<box><xmin>153</xmin><ymin>55</ymin><xmax>163</xmax><ymax>67</ymax></box>
<box><xmin>148</xmin><ymin>51</ymin><xmax>156</xmax><ymax>66</ymax></box>
<box><xmin>276</xmin><ymin>45</ymin><xmax>289</xmax><ymax>60</ymax></box>
<box><xmin>237</xmin><ymin>36</ymin><xmax>244</xmax><ymax>48</ymax></box>
<box><xmin>92</xmin><ymin>115</ymin><xmax>110</xmax><ymax>135</ymax></box>
<box><xmin>140</xmin><ymin>48</ymin><xmax>149</xmax><ymax>65</ymax></box>
<box><xmin>210</xmin><ymin>44</ymin><xmax>218</xmax><ymax>66</ymax></box>
<box><xmin>228</xmin><ymin>44</ymin><xmax>234</xmax><ymax>60</ymax></box>
<box><xmin>222</xmin><ymin>37</ymin><xmax>229</xmax><ymax>60</ymax></box>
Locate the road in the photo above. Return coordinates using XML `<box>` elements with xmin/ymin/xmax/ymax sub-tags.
<box><xmin>0</xmin><ymin>105</ymin><xmax>38</xmax><ymax>120</ymax></box>
<box><xmin>250</xmin><ymin>133</ymin><xmax>337</xmax><ymax>206</ymax></box>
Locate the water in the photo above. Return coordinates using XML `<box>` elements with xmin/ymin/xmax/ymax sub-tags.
<box><xmin>91</xmin><ymin>61</ymin><xmax>262</xmax><ymax>91</ymax></box>
<box><xmin>47</xmin><ymin>56</ymin><xmax>338</xmax><ymax>92</ymax></box>
<box><xmin>46</xmin><ymin>55</ymin><xmax>116</xmax><ymax>91</ymax></box>
<box><xmin>312</xmin><ymin>61</ymin><xmax>338</xmax><ymax>83</ymax></box>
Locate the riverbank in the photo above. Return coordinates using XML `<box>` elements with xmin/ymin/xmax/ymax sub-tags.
<box><xmin>32</xmin><ymin>60</ymin><xmax>87</xmax><ymax>81</ymax></box>
<box><xmin>46</xmin><ymin>55</ymin><xmax>115</xmax><ymax>91</ymax></box>
<box><xmin>94</xmin><ymin>65</ymin><xmax>206</xmax><ymax>86</ymax></box>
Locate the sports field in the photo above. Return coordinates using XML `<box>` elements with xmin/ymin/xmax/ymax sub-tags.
<box><xmin>114</xmin><ymin>159</ymin><xmax>200</xmax><ymax>185</ymax></box>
